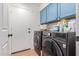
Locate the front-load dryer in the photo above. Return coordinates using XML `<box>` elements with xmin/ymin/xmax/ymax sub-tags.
<box><xmin>34</xmin><ymin>31</ymin><xmax>43</xmax><ymax>56</ymax></box>
<box><xmin>42</xmin><ymin>32</ymin><xmax>76</xmax><ymax>56</ymax></box>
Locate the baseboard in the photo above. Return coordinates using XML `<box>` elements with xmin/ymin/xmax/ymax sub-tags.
<box><xmin>11</xmin><ymin>48</ymin><xmax>31</xmax><ymax>54</ymax></box>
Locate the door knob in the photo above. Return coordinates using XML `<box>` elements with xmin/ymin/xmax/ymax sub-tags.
<box><xmin>8</xmin><ymin>34</ymin><xmax>13</xmax><ymax>37</ymax></box>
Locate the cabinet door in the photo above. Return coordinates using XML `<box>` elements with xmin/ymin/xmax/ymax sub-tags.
<box><xmin>47</xmin><ymin>3</ymin><xmax>58</xmax><ymax>22</ymax></box>
<box><xmin>58</xmin><ymin>3</ymin><xmax>61</xmax><ymax>20</ymax></box>
<box><xmin>40</xmin><ymin>7</ymin><xmax>47</xmax><ymax>24</ymax></box>
<box><xmin>60</xmin><ymin>3</ymin><xmax>76</xmax><ymax>18</ymax></box>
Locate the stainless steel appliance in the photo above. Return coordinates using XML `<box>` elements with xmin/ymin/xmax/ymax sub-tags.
<box><xmin>34</xmin><ymin>31</ymin><xmax>43</xmax><ymax>56</ymax></box>
<box><xmin>42</xmin><ymin>31</ymin><xmax>76</xmax><ymax>56</ymax></box>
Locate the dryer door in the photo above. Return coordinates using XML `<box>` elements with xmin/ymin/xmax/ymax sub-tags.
<box><xmin>42</xmin><ymin>39</ymin><xmax>63</xmax><ymax>56</ymax></box>
<box><xmin>34</xmin><ymin>31</ymin><xmax>42</xmax><ymax>50</ymax></box>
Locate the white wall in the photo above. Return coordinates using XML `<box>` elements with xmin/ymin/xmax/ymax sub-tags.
<box><xmin>76</xmin><ymin>3</ymin><xmax>79</xmax><ymax>56</ymax></box>
<box><xmin>76</xmin><ymin>3</ymin><xmax>79</xmax><ymax>36</ymax></box>
<box><xmin>40</xmin><ymin>3</ymin><xmax>49</xmax><ymax>11</ymax></box>
<box><xmin>76</xmin><ymin>41</ymin><xmax>79</xmax><ymax>56</ymax></box>
<box><xmin>8</xmin><ymin>4</ymin><xmax>40</xmax><ymax>50</ymax></box>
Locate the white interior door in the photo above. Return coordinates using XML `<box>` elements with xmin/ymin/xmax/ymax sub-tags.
<box><xmin>0</xmin><ymin>3</ymin><xmax>9</xmax><ymax>56</ymax></box>
<box><xmin>0</xmin><ymin>30</ymin><xmax>9</xmax><ymax>56</ymax></box>
<box><xmin>9</xmin><ymin>5</ymin><xmax>30</xmax><ymax>53</ymax></box>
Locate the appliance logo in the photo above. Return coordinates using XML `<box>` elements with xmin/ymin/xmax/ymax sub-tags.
<box><xmin>63</xmin><ymin>44</ymin><xmax>66</xmax><ymax>48</ymax></box>
<box><xmin>48</xmin><ymin>33</ymin><xmax>51</xmax><ymax>36</ymax></box>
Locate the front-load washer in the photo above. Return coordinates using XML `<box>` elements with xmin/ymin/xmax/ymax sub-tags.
<box><xmin>34</xmin><ymin>31</ymin><xmax>43</xmax><ymax>56</ymax></box>
<box><xmin>42</xmin><ymin>32</ymin><xmax>76</xmax><ymax>56</ymax></box>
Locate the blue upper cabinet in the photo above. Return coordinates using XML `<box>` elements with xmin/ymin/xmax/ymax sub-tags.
<box><xmin>60</xmin><ymin>3</ymin><xmax>76</xmax><ymax>18</ymax></box>
<box><xmin>57</xmin><ymin>3</ymin><xmax>61</xmax><ymax>20</ymax></box>
<box><xmin>47</xmin><ymin>3</ymin><xmax>58</xmax><ymax>22</ymax></box>
<box><xmin>40</xmin><ymin>7</ymin><xmax>47</xmax><ymax>24</ymax></box>
<box><xmin>40</xmin><ymin>3</ymin><xmax>76</xmax><ymax>24</ymax></box>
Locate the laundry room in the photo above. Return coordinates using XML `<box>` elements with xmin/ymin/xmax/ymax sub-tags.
<box><xmin>39</xmin><ymin>3</ymin><xmax>76</xmax><ymax>56</ymax></box>
<box><xmin>0</xmin><ymin>3</ymin><xmax>79</xmax><ymax>56</ymax></box>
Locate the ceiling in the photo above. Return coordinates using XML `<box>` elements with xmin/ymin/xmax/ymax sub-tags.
<box><xmin>22</xmin><ymin>3</ymin><xmax>42</xmax><ymax>6</ymax></box>
<box><xmin>9</xmin><ymin>3</ymin><xmax>42</xmax><ymax>11</ymax></box>
<box><xmin>22</xmin><ymin>3</ymin><xmax>42</xmax><ymax>9</ymax></box>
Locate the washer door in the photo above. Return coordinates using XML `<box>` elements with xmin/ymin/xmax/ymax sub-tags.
<box><xmin>42</xmin><ymin>39</ymin><xmax>63</xmax><ymax>56</ymax></box>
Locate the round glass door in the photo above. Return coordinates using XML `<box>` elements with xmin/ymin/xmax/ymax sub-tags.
<box><xmin>42</xmin><ymin>39</ymin><xmax>63</xmax><ymax>56</ymax></box>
